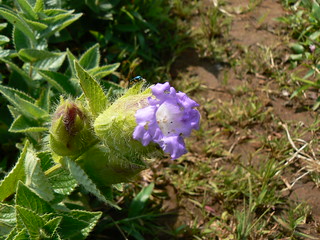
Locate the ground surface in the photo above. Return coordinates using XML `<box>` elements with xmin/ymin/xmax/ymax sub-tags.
<box><xmin>137</xmin><ymin>0</ymin><xmax>320</xmax><ymax>239</ymax></box>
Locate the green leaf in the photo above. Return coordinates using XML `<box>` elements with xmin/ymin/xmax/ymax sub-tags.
<box><xmin>40</xmin><ymin>11</ymin><xmax>82</xmax><ymax>38</ymax></box>
<box><xmin>35</xmin><ymin>87</ymin><xmax>51</xmax><ymax>112</ymax></box>
<box><xmin>13</xmin><ymin>27</ymin><xmax>31</xmax><ymax>51</ymax></box>
<box><xmin>5</xmin><ymin>228</ymin><xmax>28</xmax><ymax>240</ymax></box>
<box><xmin>0</xmin><ymin>85</ymin><xmax>35</xmax><ymax>103</ymax></box>
<box><xmin>68</xmin><ymin>210</ymin><xmax>102</xmax><ymax>237</ymax></box>
<box><xmin>88</xmin><ymin>63</ymin><xmax>120</xmax><ymax>80</ymax></box>
<box><xmin>0</xmin><ymin>23</ymin><xmax>7</xmax><ymax>31</ymax></box>
<box><xmin>312</xmin><ymin>1</ymin><xmax>320</xmax><ymax>22</ymax></box>
<box><xmin>31</xmin><ymin>53</ymin><xmax>66</xmax><ymax>80</ymax></box>
<box><xmin>38</xmin><ymin>70</ymin><xmax>77</xmax><ymax>96</ymax></box>
<box><xmin>16</xmin><ymin>0</ymin><xmax>38</xmax><ymax>20</ymax></box>
<box><xmin>0</xmin><ymin>203</ymin><xmax>16</xmax><ymax>236</ymax></box>
<box><xmin>66</xmin><ymin>48</ymin><xmax>77</xmax><ymax>77</ymax></box>
<box><xmin>0</xmin><ymin>49</ymin><xmax>14</xmax><ymax>58</ymax></box>
<box><xmin>42</xmin><ymin>216</ymin><xmax>62</xmax><ymax>238</ymax></box>
<box><xmin>37</xmin><ymin>151</ymin><xmax>54</xmax><ymax>172</ymax></box>
<box><xmin>18</xmin><ymin>49</ymin><xmax>63</xmax><ymax>63</ymax></box>
<box><xmin>0</xmin><ymin>58</ymin><xmax>35</xmax><ymax>88</ymax></box>
<box><xmin>128</xmin><ymin>183</ymin><xmax>154</xmax><ymax>217</ymax></box>
<box><xmin>104</xmin><ymin>81</ymin><xmax>125</xmax><ymax>100</ymax></box>
<box><xmin>46</xmin><ymin>166</ymin><xmax>78</xmax><ymax>196</ymax></box>
<box><xmin>16</xmin><ymin>182</ymin><xmax>54</xmax><ymax>215</ymax></box>
<box><xmin>0</xmin><ymin>204</ymin><xmax>16</xmax><ymax>227</ymax></box>
<box><xmin>24</xmin><ymin>19</ymin><xmax>47</xmax><ymax>31</ymax></box>
<box><xmin>15</xmin><ymin>206</ymin><xmax>44</xmax><ymax>240</ymax></box>
<box><xmin>50</xmin><ymin>232</ymin><xmax>62</xmax><ymax>240</ymax></box>
<box><xmin>7</xmin><ymin>106</ymin><xmax>20</xmax><ymax>119</ymax></box>
<box><xmin>74</xmin><ymin>61</ymin><xmax>108</xmax><ymax>117</ymax></box>
<box><xmin>58</xmin><ymin>210</ymin><xmax>101</xmax><ymax>239</ymax></box>
<box><xmin>79</xmin><ymin>43</ymin><xmax>100</xmax><ymax>70</ymax></box>
<box><xmin>24</xmin><ymin>147</ymin><xmax>54</xmax><ymax>202</ymax></box>
<box><xmin>0</xmin><ymin>35</ymin><xmax>9</xmax><ymax>45</ymax></box>
<box><xmin>34</xmin><ymin>0</ymin><xmax>44</xmax><ymax>12</ymax></box>
<box><xmin>11</xmin><ymin>93</ymin><xmax>49</xmax><ymax>121</ymax></box>
<box><xmin>0</xmin><ymin>8</ymin><xmax>35</xmax><ymax>44</ymax></box>
<box><xmin>289</xmin><ymin>43</ymin><xmax>304</xmax><ymax>54</ymax></box>
<box><xmin>0</xmin><ymin>141</ymin><xmax>28</xmax><ymax>202</ymax></box>
<box><xmin>62</xmin><ymin>157</ymin><xmax>119</xmax><ymax>209</ymax></box>
<box><xmin>290</xmin><ymin>53</ymin><xmax>303</xmax><ymax>61</ymax></box>
<box><xmin>309</xmin><ymin>31</ymin><xmax>320</xmax><ymax>40</ymax></box>
<box><xmin>9</xmin><ymin>115</ymin><xmax>47</xmax><ymax>133</ymax></box>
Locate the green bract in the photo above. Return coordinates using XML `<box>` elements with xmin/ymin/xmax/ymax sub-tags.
<box><xmin>75</xmin><ymin>144</ymin><xmax>147</xmax><ymax>186</ymax></box>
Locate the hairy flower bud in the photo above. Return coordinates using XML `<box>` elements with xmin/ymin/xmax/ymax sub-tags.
<box><xmin>50</xmin><ymin>98</ymin><xmax>96</xmax><ymax>156</ymax></box>
<box><xmin>94</xmin><ymin>84</ymin><xmax>159</xmax><ymax>160</ymax></box>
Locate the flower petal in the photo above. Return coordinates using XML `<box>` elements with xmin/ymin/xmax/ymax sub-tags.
<box><xmin>133</xmin><ymin>82</ymin><xmax>200</xmax><ymax>160</ymax></box>
<box><xmin>160</xmin><ymin>135</ymin><xmax>187</xmax><ymax>160</ymax></box>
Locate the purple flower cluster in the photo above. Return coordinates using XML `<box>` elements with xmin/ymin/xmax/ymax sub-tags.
<box><xmin>133</xmin><ymin>82</ymin><xmax>200</xmax><ymax>159</ymax></box>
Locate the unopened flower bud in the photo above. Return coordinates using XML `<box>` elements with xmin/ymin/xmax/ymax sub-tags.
<box><xmin>50</xmin><ymin>98</ymin><xmax>96</xmax><ymax>156</ymax></box>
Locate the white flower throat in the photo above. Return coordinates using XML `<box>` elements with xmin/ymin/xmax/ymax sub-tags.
<box><xmin>155</xmin><ymin>102</ymin><xmax>184</xmax><ymax>136</ymax></box>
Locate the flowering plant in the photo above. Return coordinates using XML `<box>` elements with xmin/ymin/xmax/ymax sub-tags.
<box><xmin>133</xmin><ymin>82</ymin><xmax>200</xmax><ymax>159</ymax></box>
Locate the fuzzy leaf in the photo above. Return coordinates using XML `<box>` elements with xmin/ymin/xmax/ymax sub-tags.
<box><xmin>35</xmin><ymin>86</ymin><xmax>51</xmax><ymax>112</ymax></box>
<box><xmin>62</xmin><ymin>157</ymin><xmax>119</xmax><ymax>209</ymax></box>
<box><xmin>11</xmin><ymin>94</ymin><xmax>49</xmax><ymax>121</ymax></box>
<box><xmin>58</xmin><ymin>210</ymin><xmax>102</xmax><ymax>239</ymax></box>
<box><xmin>46</xmin><ymin>166</ymin><xmax>78</xmax><ymax>196</ymax></box>
<box><xmin>16</xmin><ymin>182</ymin><xmax>54</xmax><ymax>215</ymax></box>
<box><xmin>15</xmin><ymin>206</ymin><xmax>44</xmax><ymax>240</ymax></box>
<box><xmin>0</xmin><ymin>58</ymin><xmax>35</xmax><ymax>88</ymax></box>
<box><xmin>0</xmin><ymin>204</ymin><xmax>16</xmax><ymax>227</ymax></box>
<box><xmin>38</xmin><ymin>69</ymin><xmax>77</xmax><ymax>96</ymax></box>
<box><xmin>42</xmin><ymin>216</ymin><xmax>62</xmax><ymax>238</ymax></box>
<box><xmin>0</xmin><ymin>35</ymin><xmax>9</xmax><ymax>45</ymax></box>
<box><xmin>36</xmin><ymin>151</ymin><xmax>54</xmax><ymax>172</ymax></box>
<box><xmin>16</xmin><ymin>0</ymin><xmax>38</xmax><ymax>20</ymax></box>
<box><xmin>0</xmin><ymin>23</ymin><xmax>7</xmax><ymax>31</ymax></box>
<box><xmin>66</xmin><ymin>48</ymin><xmax>77</xmax><ymax>77</ymax></box>
<box><xmin>79</xmin><ymin>43</ymin><xmax>100</xmax><ymax>70</ymax></box>
<box><xmin>5</xmin><ymin>228</ymin><xmax>28</xmax><ymax>240</ymax></box>
<box><xmin>74</xmin><ymin>61</ymin><xmax>108</xmax><ymax>117</ymax></box>
<box><xmin>40</xmin><ymin>11</ymin><xmax>82</xmax><ymax>38</ymax></box>
<box><xmin>0</xmin><ymin>85</ymin><xmax>35</xmax><ymax>103</ymax></box>
<box><xmin>0</xmin><ymin>49</ymin><xmax>14</xmax><ymax>58</ymax></box>
<box><xmin>0</xmin><ymin>8</ymin><xmax>35</xmax><ymax>43</ymax></box>
<box><xmin>88</xmin><ymin>63</ymin><xmax>120</xmax><ymax>80</ymax></box>
<box><xmin>50</xmin><ymin>232</ymin><xmax>62</xmax><ymax>240</ymax></box>
<box><xmin>13</xmin><ymin>27</ymin><xmax>31</xmax><ymax>51</ymax></box>
<box><xmin>9</xmin><ymin>115</ymin><xmax>47</xmax><ymax>133</ymax></box>
<box><xmin>34</xmin><ymin>0</ymin><xmax>44</xmax><ymax>12</ymax></box>
<box><xmin>0</xmin><ymin>142</ymin><xmax>28</xmax><ymax>202</ymax></box>
<box><xmin>31</xmin><ymin>53</ymin><xmax>66</xmax><ymax>79</ymax></box>
<box><xmin>18</xmin><ymin>49</ymin><xmax>63</xmax><ymax>63</ymax></box>
<box><xmin>0</xmin><ymin>204</ymin><xmax>16</xmax><ymax>236</ymax></box>
<box><xmin>24</xmin><ymin>147</ymin><xmax>54</xmax><ymax>202</ymax></box>
<box><xmin>24</xmin><ymin>19</ymin><xmax>47</xmax><ymax>31</ymax></box>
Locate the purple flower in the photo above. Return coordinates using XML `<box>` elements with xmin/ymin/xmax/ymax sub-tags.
<box><xmin>310</xmin><ymin>44</ymin><xmax>316</xmax><ymax>53</ymax></box>
<box><xmin>133</xmin><ymin>82</ymin><xmax>200</xmax><ymax>159</ymax></box>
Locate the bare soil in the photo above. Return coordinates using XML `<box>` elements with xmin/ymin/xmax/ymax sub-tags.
<box><xmin>155</xmin><ymin>0</ymin><xmax>320</xmax><ymax>238</ymax></box>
